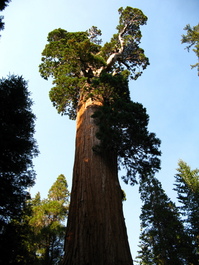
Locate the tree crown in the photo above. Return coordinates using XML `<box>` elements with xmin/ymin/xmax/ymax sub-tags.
<box><xmin>39</xmin><ymin>7</ymin><xmax>161</xmax><ymax>183</ymax></box>
<box><xmin>39</xmin><ymin>6</ymin><xmax>149</xmax><ymax>118</ymax></box>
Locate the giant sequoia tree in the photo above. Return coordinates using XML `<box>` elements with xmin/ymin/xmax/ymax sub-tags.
<box><xmin>39</xmin><ymin>7</ymin><xmax>161</xmax><ymax>265</ymax></box>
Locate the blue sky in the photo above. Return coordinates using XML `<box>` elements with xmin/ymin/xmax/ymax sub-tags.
<box><xmin>0</xmin><ymin>0</ymin><xmax>199</xmax><ymax>259</ymax></box>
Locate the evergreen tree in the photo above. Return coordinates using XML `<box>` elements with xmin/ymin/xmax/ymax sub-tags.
<box><xmin>39</xmin><ymin>6</ymin><xmax>161</xmax><ymax>264</ymax></box>
<box><xmin>29</xmin><ymin>174</ymin><xmax>70</xmax><ymax>265</ymax></box>
<box><xmin>174</xmin><ymin>160</ymin><xmax>199</xmax><ymax>262</ymax></box>
<box><xmin>48</xmin><ymin>174</ymin><xmax>70</xmax><ymax>203</ymax></box>
<box><xmin>0</xmin><ymin>75</ymin><xmax>38</xmax><ymax>221</ymax></box>
<box><xmin>136</xmin><ymin>176</ymin><xmax>193</xmax><ymax>265</ymax></box>
<box><xmin>0</xmin><ymin>75</ymin><xmax>38</xmax><ymax>264</ymax></box>
<box><xmin>181</xmin><ymin>23</ymin><xmax>199</xmax><ymax>75</ymax></box>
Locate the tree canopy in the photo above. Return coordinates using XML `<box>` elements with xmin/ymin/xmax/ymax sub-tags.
<box><xmin>39</xmin><ymin>7</ymin><xmax>149</xmax><ymax>118</ymax></box>
<box><xmin>39</xmin><ymin>6</ymin><xmax>161</xmax><ymax>184</ymax></box>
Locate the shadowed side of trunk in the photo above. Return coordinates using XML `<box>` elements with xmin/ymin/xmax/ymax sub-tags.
<box><xmin>63</xmin><ymin>99</ymin><xmax>133</xmax><ymax>265</ymax></box>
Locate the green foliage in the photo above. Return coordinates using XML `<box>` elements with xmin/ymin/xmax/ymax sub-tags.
<box><xmin>114</xmin><ymin>7</ymin><xmax>149</xmax><ymax>79</ymax></box>
<box><xmin>39</xmin><ymin>6</ymin><xmax>149</xmax><ymax>118</ymax></box>
<box><xmin>28</xmin><ymin>175</ymin><xmax>70</xmax><ymax>265</ymax></box>
<box><xmin>39</xmin><ymin>6</ymin><xmax>161</xmax><ymax>183</ymax></box>
<box><xmin>0</xmin><ymin>217</ymin><xmax>37</xmax><ymax>265</ymax></box>
<box><xmin>89</xmin><ymin>71</ymin><xmax>130</xmax><ymax>103</ymax></box>
<box><xmin>90</xmin><ymin>72</ymin><xmax>160</xmax><ymax>184</ymax></box>
<box><xmin>92</xmin><ymin>95</ymin><xmax>161</xmax><ymax>184</ymax></box>
<box><xmin>0</xmin><ymin>75</ymin><xmax>38</xmax><ymax>264</ymax></box>
<box><xmin>136</xmin><ymin>176</ymin><xmax>194</xmax><ymax>265</ymax></box>
<box><xmin>117</xmin><ymin>7</ymin><xmax>147</xmax><ymax>28</ymax></box>
<box><xmin>174</xmin><ymin>160</ymin><xmax>199</xmax><ymax>262</ymax></box>
<box><xmin>0</xmin><ymin>175</ymin><xmax>70</xmax><ymax>265</ymax></box>
<box><xmin>39</xmin><ymin>28</ymin><xmax>105</xmax><ymax>119</ymax></box>
<box><xmin>0</xmin><ymin>75</ymin><xmax>38</xmax><ymax>221</ymax></box>
<box><xmin>181</xmin><ymin>23</ymin><xmax>199</xmax><ymax>75</ymax></box>
<box><xmin>48</xmin><ymin>174</ymin><xmax>70</xmax><ymax>202</ymax></box>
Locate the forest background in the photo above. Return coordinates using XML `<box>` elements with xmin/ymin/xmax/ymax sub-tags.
<box><xmin>0</xmin><ymin>0</ymin><xmax>199</xmax><ymax>258</ymax></box>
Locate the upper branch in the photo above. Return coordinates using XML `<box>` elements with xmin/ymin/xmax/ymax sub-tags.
<box><xmin>95</xmin><ymin>25</ymin><xmax>127</xmax><ymax>77</ymax></box>
<box><xmin>96</xmin><ymin>7</ymin><xmax>148</xmax><ymax>78</ymax></box>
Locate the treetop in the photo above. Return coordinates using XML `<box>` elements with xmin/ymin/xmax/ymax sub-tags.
<box><xmin>39</xmin><ymin>6</ymin><xmax>149</xmax><ymax>118</ymax></box>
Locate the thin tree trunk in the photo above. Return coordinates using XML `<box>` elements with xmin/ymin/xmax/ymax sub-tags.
<box><xmin>63</xmin><ymin>99</ymin><xmax>133</xmax><ymax>265</ymax></box>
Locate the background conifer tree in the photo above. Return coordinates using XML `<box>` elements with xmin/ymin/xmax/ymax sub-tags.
<box><xmin>28</xmin><ymin>174</ymin><xmax>70</xmax><ymax>265</ymax></box>
<box><xmin>0</xmin><ymin>75</ymin><xmax>38</xmax><ymax>264</ymax></box>
<box><xmin>136</xmin><ymin>176</ymin><xmax>193</xmax><ymax>265</ymax></box>
<box><xmin>174</xmin><ymin>160</ymin><xmax>199</xmax><ymax>263</ymax></box>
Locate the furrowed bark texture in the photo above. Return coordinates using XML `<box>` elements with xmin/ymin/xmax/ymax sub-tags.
<box><xmin>63</xmin><ymin>99</ymin><xmax>133</xmax><ymax>265</ymax></box>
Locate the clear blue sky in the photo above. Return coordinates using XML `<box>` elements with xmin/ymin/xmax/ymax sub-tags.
<box><xmin>0</xmin><ymin>0</ymin><xmax>199</xmax><ymax>259</ymax></box>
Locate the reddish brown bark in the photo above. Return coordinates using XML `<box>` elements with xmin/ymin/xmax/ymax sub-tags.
<box><xmin>63</xmin><ymin>99</ymin><xmax>133</xmax><ymax>265</ymax></box>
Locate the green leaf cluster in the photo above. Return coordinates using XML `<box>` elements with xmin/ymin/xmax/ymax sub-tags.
<box><xmin>39</xmin><ymin>28</ymin><xmax>105</xmax><ymax>119</ymax></box>
<box><xmin>89</xmin><ymin>71</ymin><xmax>130</xmax><ymax>103</ymax></box>
<box><xmin>27</xmin><ymin>174</ymin><xmax>70</xmax><ymax>265</ymax></box>
<box><xmin>39</xmin><ymin>6</ymin><xmax>150</xmax><ymax>118</ymax></box>
<box><xmin>181</xmin><ymin>23</ymin><xmax>199</xmax><ymax>75</ymax></box>
<box><xmin>100</xmin><ymin>7</ymin><xmax>149</xmax><ymax>79</ymax></box>
<box><xmin>92</xmin><ymin>73</ymin><xmax>161</xmax><ymax>184</ymax></box>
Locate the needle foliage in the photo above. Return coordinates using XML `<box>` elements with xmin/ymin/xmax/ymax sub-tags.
<box><xmin>39</xmin><ymin>6</ymin><xmax>161</xmax><ymax>184</ymax></box>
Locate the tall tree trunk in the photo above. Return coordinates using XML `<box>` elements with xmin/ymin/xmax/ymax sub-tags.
<box><xmin>63</xmin><ymin>99</ymin><xmax>133</xmax><ymax>265</ymax></box>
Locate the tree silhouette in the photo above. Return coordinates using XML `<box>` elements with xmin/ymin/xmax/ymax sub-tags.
<box><xmin>0</xmin><ymin>75</ymin><xmax>38</xmax><ymax>264</ymax></box>
<box><xmin>136</xmin><ymin>176</ymin><xmax>194</xmax><ymax>265</ymax></box>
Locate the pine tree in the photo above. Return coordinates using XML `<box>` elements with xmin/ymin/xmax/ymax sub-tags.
<box><xmin>136</xmin><ymin>176</ymin><xmax>193</xmax><ymax>265</ymax></box>
<box><xmin>48</xmin><ymin>174</ymin><xmax>70</xmax><ymax>203</ymax></box>
<box><xmin>29</xmin><ymin>175</ymin><xmax>70</xmax><ymax>265</ymax></box>
<box><xmin>174</xmin><ymin>160</ymin><xmax>199</xmax><ymax>263</ymax></box>
<box><xmin>39</xmin><ymin>7</ymin><xmax>161</xmax><ymax>264</ymax></box>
